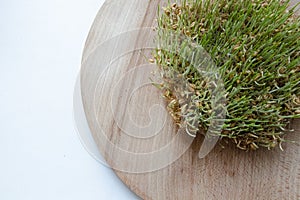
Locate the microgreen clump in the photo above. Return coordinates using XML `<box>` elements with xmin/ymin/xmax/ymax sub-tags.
<box><xmin>154</xmin><ymin>0</ymin><xmax>300</xmax><ymax>150</ymax></box>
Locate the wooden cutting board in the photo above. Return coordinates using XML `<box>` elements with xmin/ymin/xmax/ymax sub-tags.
<box><xmin>80</xmin><ymin>0</ymin><xmax>300</xmax><ymax>199</ymax></box>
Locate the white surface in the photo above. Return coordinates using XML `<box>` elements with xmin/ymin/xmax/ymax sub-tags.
<box><xmin>0</xmin><ymin>1</ymin><xmax>139</xmax><ymax>199</ymax></box>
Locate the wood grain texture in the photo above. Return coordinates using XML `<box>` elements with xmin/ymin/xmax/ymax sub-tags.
<box><xmin>81</xmin><ymin>0</ymin><xmax>300</xmax><ymax>199</ymax></box>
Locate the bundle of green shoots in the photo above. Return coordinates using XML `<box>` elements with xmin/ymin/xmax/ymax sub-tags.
<box><xmin>154</xmin><ymin>0</ymin><xmax>300</xmax><ymax>150</ymax></box>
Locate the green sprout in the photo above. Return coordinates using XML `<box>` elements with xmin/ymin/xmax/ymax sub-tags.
<box><xmin>154</xmin><ymin>0</ymin><xmax>300</xmax><ymax>150</ymax></box>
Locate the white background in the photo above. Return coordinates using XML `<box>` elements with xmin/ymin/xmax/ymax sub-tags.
<box><xmin>0</xmin><ymin>0</ymin><xmax>139</xmax><ymax>199</ymax></box>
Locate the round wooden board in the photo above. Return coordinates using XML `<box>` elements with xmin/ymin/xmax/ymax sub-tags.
<box><xmin>81</xmin><ymin>0</ymin><xmax>300</xmax><ymax>199</ymax></box>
